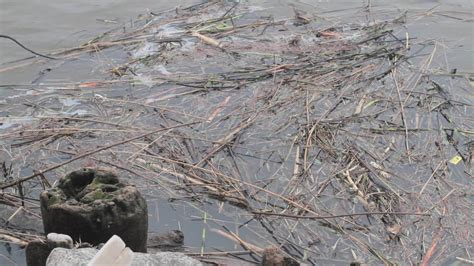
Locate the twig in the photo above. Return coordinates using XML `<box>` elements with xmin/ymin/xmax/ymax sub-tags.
<box><xmin>251</xmin><ymin>211</ymin><xmax>430</xmax><ymax>219</ymax></box>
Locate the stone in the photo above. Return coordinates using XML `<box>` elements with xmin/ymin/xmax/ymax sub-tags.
<box><xmin>40</xmin><ymin>168</ymin><xmax>148</xmax><ymax>252</ymax></box>
<box><xmin>25</xmin><ymin>240</ymin><xmax>50</xmax><ymax>266</ymax></box>
<box><xmin>26</xmin><ymin>234</ymin><xmax>75</xmax><ymax>266</ymax></box>
<box><xmin>47</xmin><ymin>233</ymin><xmax>73</xmax><ymax>249</ymax></box>
<box><xmin>26</xmin><ymin>234</ymin><xmax>74</xmax><ymax>266</ymax></box>
<box><xmin>261</xmin><ymin>246</ymin><xmax>299</xmax><ymax>266</ymax></box>
<box><xmin>148</xmin><ymin>230</ymin><xmax>184</xmax><ymax>251</ymax></box>
<box><xmin>46</xmin><ymin>248</ymin><xmax>203</xmax><ymax>266</ymax></box>
<box><xmin>152</xmin><ymin>252</ymin><xmax>202</xmax><ymax>266</ymax></box>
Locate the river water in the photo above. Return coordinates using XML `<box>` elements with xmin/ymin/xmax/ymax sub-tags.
<box><xmin>0</xmin><ymin>0</ymin><xmax>472</xmax><ymax>69</ymax></box>
<box><xmin>0</xmin><ymin>0</ymin><xmax>472</xmax><ymax>85</ymax></box>
<box><xmin>0</xmin><ymin>0</ymin><xmax>472</xmax><ymax>265</ymax></box>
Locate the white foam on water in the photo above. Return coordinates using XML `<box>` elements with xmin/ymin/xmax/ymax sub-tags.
<box><xmin>63</xmin><ymin>109</ymin><xmax>89</xmax><ymax>115</ymax></box>
<box><xmin>60</xmin><ymin>98</ymin><xmax>81</xmax><ymax>107</ymax></box>
<box><xmin>132</xmin><ymin>41</ymin><xmax>160</xmax><ymax>59</ymax></box>
<box><xmin>134</xmin><ymin>74</ymin><xmax>155</xmax><ymax>87</ymax></box>
<box><xmin>154</xmin><ymin>65</ymin><xmax>172</xmax><ymax>76</ymax></box>
<box><xmin>156</xmin><ymin>24</ymin><xmax>185</xmax><ymax>37</ymax></box>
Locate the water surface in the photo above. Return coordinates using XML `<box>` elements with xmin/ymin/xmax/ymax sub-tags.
<box><xmin>0</xmin><ymin>0</ymin><xmax>472</xmax><ymax>265</ymax></box>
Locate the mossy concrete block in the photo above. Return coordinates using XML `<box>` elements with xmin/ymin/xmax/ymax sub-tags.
<box><xmin>40</xmin><ymin>168</ymin><xmax>148</xmax><ymax>252</ymax></box>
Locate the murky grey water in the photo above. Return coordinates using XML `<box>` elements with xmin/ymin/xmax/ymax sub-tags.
<box><xmin>0</xmin><ymin>0</ymin><xmax>472</xmax><ymax>265</ymax></box>
<box><xmin>1</xmin><ymin>0</ymin><xmax>472</xmax><ymax>69</ymax></box>
<box><xmin>0</xmin><ymin>0</ymin><xmax>472</xmax><ymax>88</ymax></box>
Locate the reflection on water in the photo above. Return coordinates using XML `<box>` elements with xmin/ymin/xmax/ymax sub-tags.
<box><xmin>0</xmin><ymin>244</ymin><xmax>23</xmax><ymax>266</ymax></box>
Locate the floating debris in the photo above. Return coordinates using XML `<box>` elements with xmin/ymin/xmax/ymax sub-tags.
<box><xmin>0</xmin><ymin>1</ymin><xmax>472</xmax><ymax>265</ymax></box>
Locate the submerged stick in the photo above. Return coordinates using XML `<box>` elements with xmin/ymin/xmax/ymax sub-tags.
<box><xmin>0</xmin><ymin>35</ymin><xmax>59</xmax><ymax>60</ymax></box>
<box><xmin>251</xmin><ymin>211</ymin><xmax>430</xmax><ymax>219</ymax></box>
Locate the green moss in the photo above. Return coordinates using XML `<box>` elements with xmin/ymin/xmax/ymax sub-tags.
<box><xmin>51</xmin><ymin>168</ymin><xmax>124</xmax><ymax>205</ymax></box>
<box><xmin>81</xmin><ymin>188</ymin><xmax>114</xmax><ymax>203</ymax></box>
<box><xmin>92</xmin><ymin>170</ymin><xmax>120</xmax><ymax>185</ymax></box>
<box><xmin>47</xmin><ymin>192</ymin><xmax>63</xmax><ymax>206</ymax></box>
<box><xmin>58</xmin><ymin>168</ymin><xmax>96</xmax><ymax>198</ymax></box>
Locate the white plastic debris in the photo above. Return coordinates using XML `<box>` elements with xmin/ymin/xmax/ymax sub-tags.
<box><xmin>87</xmin><ymin>235</ymin><xmax>134</xmax><ymax>266</ymax></box>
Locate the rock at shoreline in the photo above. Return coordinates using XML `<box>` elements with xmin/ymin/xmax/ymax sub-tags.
<box><xmin>26</xmin><ymin>233</ymin><xmax>73</xmax><ymax>266</ymax></box>
<box><xmin>40</xmin><ymin>168</ymin><xmax>148</xmax><ymax>252</ymax></box>
<box><xmin>148</xmin><ymin>230</ymin><xmax>184</xmax><ymax>251</ymax></box>
<box><xmin>47</xmin><ymin>233</ymin><xmax>73</xmax><ymax>249</ymax></box>
<box><xmin>25</xmin><ymin>240</ymin><xmax>50</xmax><ymax>266</ymax></box>
<box><xmin>46</xmin><ymin>248</ymin><xmax>203</xmax><ymax>266</ymax></box>
<box><xmin>261</xmin><ymin>246</ymin><xmax>299</xmax><ymax>266</ymax></box>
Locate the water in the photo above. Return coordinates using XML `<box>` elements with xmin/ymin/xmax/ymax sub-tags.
<box><xmin>1</xmin><ymin>0</ymin><xmax>472</xmax><ymax>69</ymax></box>
<box><xmin>0</xmin><ymin>0</ymin><xmax>473</xmax><ymax>265</ymax></box>
<box><xmin>0</xmin><ymin>0</ymin><xmax>472</xmax><ymax>85</ymax></box>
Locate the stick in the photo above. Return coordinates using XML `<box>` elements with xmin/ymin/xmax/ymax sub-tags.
<box><xmin>251</xmin><ymin>210</ymin><xmax>430</xmax><ymax>219</ymax></box>
<box><xmin>192</xmin><ymin>32</ymin><xmax>223</xmax><ymax>49</ymax></box>
<box><xmin>0</xmin><ymin>35</ymin><xmax>59</xmax><ymax>60</ymax></box>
